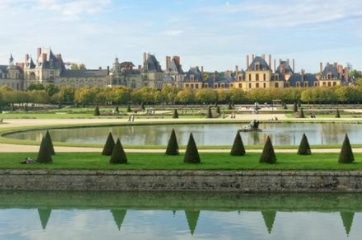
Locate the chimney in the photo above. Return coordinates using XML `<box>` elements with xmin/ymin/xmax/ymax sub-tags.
<box><xmin>262</xmin><ymin>54</ymin><xmax>265</xmax><ymax>60</ymax></box>
<box><xmin>173</xmin><ymin>56</ymin><xmax>180</xmax><ymax>65</ymax></box>
<box><xmin>274</xmin><ymin>59</ymin><xmax>276</xmax><ymax>72</ymax></box>
<box><xmin>166</xmin><ymin>56</ymin><xmax>171</xmax><ymax>70</ymax></box>
<box><xmin>320</xmin><ymin>62</ymin><xmax>323</xmax><ymax>73</ymax></box>
<box><xmin>235</xmin><ymin>65</ymin><xmax>239</xmax><ymax>73</ymax></box>
<box><xmin>99</xmin><ymin>66</ymin><xmax>102</xmax><ymax>70</ymax></box>
<box><xmin>143</xmin><ymin>52</ymin><xmax>147</xmax><ymax>63</ymax></box>
<box><xmin>246</xmin><ymin>55</ymin><xmax>249</xmax><ymax>69</ymax></box>
<box><xmin>201</xmin><ymin>66</ymin><xmax>204</xmax><ymax>73</ymax></box>
<box><xmin>268</xmin><ymin>54</ymin><xmax>271</xmax><ymax>68</ymax></box>
<box><xmin>252</xmin><ymin>54</ymin><xmax>254</xmax><ymax>60</ymax></box>
<box><xmin>42</xmin><ymin>53</ymin><xmax>47</xmax><ymax>63</ymax></box>
<box><xmin>25</xmin><ymin>54</ymin><xmax>29</xmax><ymax>62</ymax></box>
<box><xmin>334</xmin><ymin>62</ymin><xmax>338</xmax><ymax>69</ymax></box>
<box><xmin>37</xmin><ymin>48</ymin><xmax>41</xmax><ymax>59</ymax></box>
<box><xmin>107</xmin><ymin>66</ymin><xmax>110</xmax><ymax>75</ymax></box>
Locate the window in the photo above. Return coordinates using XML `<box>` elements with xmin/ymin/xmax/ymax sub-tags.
<box><xmin>275</xmin><ymin>82</ymin><xmax>279</xmax><ymax>88</ymax></box>
<box><xmin>249</xmin><ymin>83</ymin><xmax>251</xmax><ymax>88</ymax></box>
<box><xmin>256</xmin><ymin>74</ymin><xmax>259</xmax><ymax>81</ymax></box>
<box><xmin>249</xmin><ymin>74</ymin><xmax>251</xmax><ymax>81</ymax></box>
<box><xmin>304</xmin><ymin>82</ymin><xmax>308</xmax><ymax>87</ymax></box>
<box><xmin>238</xmin><ymin>76</ymin><xmax>242</xmax><ymax>81</ymax></box>
<box><xmin>296</xmin><ymin>82</ymin><xmax>300</xmax><ymax>87</ymax></box>
<box><xmin>256</xmin><ymin>83</ymin><xmax>259</xmax><ymax>88</ymax></box>
<box><xmin>263</xmin><ymin>83</ymin><xmax>266</xmax><ymax>88</ymax></box>
<box><xmin>263</xmin><ymin>74</ymin><xmax>266</xmax><ymax>81</ymax></box>
<box><xmin>239</xmin><ymin>83</ymin><xmax>242</xmax><ymax>88</ymax></box>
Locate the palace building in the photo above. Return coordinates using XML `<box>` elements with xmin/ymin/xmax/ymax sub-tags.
<box><xmin>0</xmin><ymin>47</ymin><xmax>352</xmax><ymax>91</ymax></box>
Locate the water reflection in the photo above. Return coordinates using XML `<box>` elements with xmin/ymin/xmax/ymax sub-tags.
<box><xmin>6</xmin><ymin>122</ymin><xmax>362</xmax><ymax>146</ymax></box>
<box><xmin>0</xmin><ymin>191</ymin><xmax>362</xmax><ymax>239</ymax></box>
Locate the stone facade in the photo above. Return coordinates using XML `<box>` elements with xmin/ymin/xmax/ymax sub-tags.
<box><xmin>1</xmin><ymin>170</ymin><xmax>362</xmax><ymax>192</ymax></box>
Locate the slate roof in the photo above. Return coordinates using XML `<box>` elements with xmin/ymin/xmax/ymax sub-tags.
<box><xmin>61</xmin><ymin>69</ymin><xmax>109</xmax><ymax>78</ymax></box>
<box><xmin>247</xmin><ymin>56</ymin><xmax>270</xmax><ymax>71</ymax></box>
<box><xmin>321</xmin><ymin>63</ymin><xmax>339</xmax><ymax>79</ymax></box>
<box><xmin>167</xmin><ymin>58</ymin><xmax>183</xmax><ymax>74</ymax></box>
<box><xmin>144</xmin><ymin>54</ymin><xmax>162</xmax><ymax>72</ymax></box>
<box><xmin>275</xmin><ymin>61</ymin><xmax>294</xmax><ymax>75</ymax></box>
<box><xmin>288</xmin><ymin>73</ymin><xmax>317</xmax><ymax>87</ymax></box>
<box><xmin>184</xmin><ymin>67</ymin><xmax>203</xmax><ymax>81</ymax></box>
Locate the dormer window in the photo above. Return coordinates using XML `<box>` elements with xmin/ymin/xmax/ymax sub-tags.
<box><xmin>255</xmin><ymin>62</ymin><xmax>260</xmax><ymax>71</ymax></box>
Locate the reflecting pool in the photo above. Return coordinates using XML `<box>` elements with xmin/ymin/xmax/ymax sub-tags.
<box><xmin>0</xmin><ymin>191</ymin><xmax>362</xmax><ymax>239</ymax></box>
<box><xmin>6</xmin><ymin>122</ymin><xmax>362</xmax><ymax>146</ymax></box>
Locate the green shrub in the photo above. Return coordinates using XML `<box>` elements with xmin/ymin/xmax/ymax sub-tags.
<box><xmin>335</xmin><ymin>108</ymin><xmax>340</xmax><ymax>118</ymax></box>
<box><xmin>206</xmin><ymin>107</ymin><xmax>212</xmax><ymax>118</ymax></box>
<box><xmin>165</xmin><ymin>129</ymin><xmax>179</xmax><ymax>155</ymax></box>
<box><xmin>338</xmin><ymin>134</ymin><xmax>354</xmax><ymax>163</ymax></box>
<box><xmin>102</xmin><ymin>132</ymin><xmax>115</xmax><ymax>156</ymax></box>
<box><xmin>293</xmin><ymin>102</ymin><xmax>298</xmax><ymax>112</ymax></box>
<box><xmin>44</xmin><ymin>130</ymin><xmax>55</xmax><ymax>155</ymax></box>
<box><xmin>172</xmin><ymin>109</ymin><xmax>179</xmax><ymax>119</ymax></box>
<box><xmin>37</xmin><ymin>137</ymin><xmax>52</xmax><ymax>164</ymax></box>
<box><xmin>184</xmin><ymin>133</ymin><xmax>200</xmax><ymax>163</ymax></box>
<box><xmin>259</xmin><ymin>136</ymin><xmax>276</xmax><ymax>164</ymax></box>
<box><xmin>109</xmin><ymin>138</ymin><xmax>128</xmax><ymax>164</ymax></box>
<box><xmin>297</xmin><ymin>133</ymin><xmax>311</xmax><ymax>155</ymax></box>
<box><xmin>230</xmin><ymin>132</ymin><xmax>245</xmax><ymax>156</ymax></box>
<box><xmin>94</xmin><ymin>105</ymin><xmax>100</xmax><ymax>116</ymax></box>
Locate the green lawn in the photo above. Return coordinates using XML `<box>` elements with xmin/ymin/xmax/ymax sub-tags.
<box><xmin>1</xmin><ymin>152</ymin><xmax>361</xmax><ymax>170</ymax></box>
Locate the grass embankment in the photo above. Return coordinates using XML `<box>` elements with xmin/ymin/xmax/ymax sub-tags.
<box><xmin>1</xmin><ymin>152</ymin><xmax>362</xmax><ymax>170</ymax></box>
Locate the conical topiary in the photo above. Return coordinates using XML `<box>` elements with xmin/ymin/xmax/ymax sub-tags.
<box><xmin>297</xmin><ymin>133</ymin><xmax>311</xmax><ymax>155</ymax></box>
<box><xmin>230</xmin><ymin>132</ymin><xmax>245</xmax><ymax>156</ymax></box>
<box><xmin>94</xmin><ymin>105</ymin><xmax>100</xmax><ymax>116</ymax></box>
<box><xmin>102</xmin><ymin>132</ymin><xmax>115</xmax><ymax>156</ymax></box>
<box><xmin>172</xmin><ymin>109</ymin><xmax>179</xmax><ymax>119</ymax></box>
<box><xmin>184</xmin><ymin>133</ymin><xmax>200</xmax><ymax>163</ymax></box>
<box><xmin>37</xmin><ymin>137</ymin><xmax>52</xmax><ymax>163</ymax></box>
<box><xmin>44</xmin><ymin>130</ymin><xmax>55</xmax><ymax>155</ymax></box>
<box><xmin>206</xmin><ymin>106</ymin><xmax>212</xmax><ymax>118</ymax></box>
<box><xmin>228</xmin><ymin>102</ymin><xmax>232</xmax><ymax>110</ymax></box>
<box><xmin>293</xmin><ymin>102</ymin><xmax>298</xmax><ymax>112</ymax></box>
<box><xmin>216</xmin><ymin>106</ymin><xmax>221</xmax><ymax>114</ymax></box>
<box><xmin>335</xmin><ymin>108</ymin><xmax>340</xmax><ymax>118</ymax></box>
<box><xmin>127</xmin><ymin>104</ymin><xmax>131</xmax><ymax>112</ymax></box>
<box><xmin>298</xmin><ymin>108</ymin><xmax>305</xmax><ymax>118</ymax></box>
<box><xmin>165</xmin><ymin>129</ymin><xmax>179</xmax><ymax>155</ymax></box>
<box><xmin>338</xmin><ymin>134</ymin><xmax>354</xmax><ymax>163</ymax></box>
<box><xmin>259</xmin><ymin>136</ymin><xmax>276</xmax><ymax>164</ymax></box>
<box><xmin>110</xmin><ymin>138</ymin><xmax>128</xmax><ymax>164</ymax></box>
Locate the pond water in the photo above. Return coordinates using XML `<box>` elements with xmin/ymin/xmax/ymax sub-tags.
<box><xmin>1</xmin><ymin>191</ymin><xmax>362</xmax><ymax>240</ymax></box>
<box><xmin>6</xmin><ymin>122</ymin><xmax>362</xmax><ymax>146</ymax></box>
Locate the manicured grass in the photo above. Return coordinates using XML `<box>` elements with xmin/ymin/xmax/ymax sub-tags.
<box><xmin>1</xmin><ymin>152</ymin><xmax>361</xmax><ymax>170</ymax></box>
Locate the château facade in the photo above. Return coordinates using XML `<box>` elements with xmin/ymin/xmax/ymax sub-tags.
<box><xmin>0</xmin><ymin>47</ymin><xmax>351</xmax><ymax>91</ymax></box>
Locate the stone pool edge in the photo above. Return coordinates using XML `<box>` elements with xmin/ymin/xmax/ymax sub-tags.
<box><xmin>1</xmin><ymin>169</ymin><xmax>362</xmax><ymax>192</ymax></box>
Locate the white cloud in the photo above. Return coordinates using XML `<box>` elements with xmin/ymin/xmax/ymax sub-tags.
<box><xmin>163</xmin><ymin>30</ymin><xmax>184</xmax><ymax>37</ymax></box>
<box><xmin>35</xmin><ymin>0</ymin><xmax>111</xmax><ymax>17</ymax></box>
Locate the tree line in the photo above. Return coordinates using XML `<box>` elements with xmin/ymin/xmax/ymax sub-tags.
<box><xmin>1</xmin><ymin>83</ymin><xmax>362</xmax><ymax>109</ymax></box>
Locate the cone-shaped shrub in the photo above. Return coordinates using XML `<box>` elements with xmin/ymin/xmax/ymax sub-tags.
<box><xmin>102</xmin><ymin>132</ymin><xmax>115</xmax><ymax>156</ymax></box>
<box><xmin>293</xmin><ymin>102</ymin><xmax>298</xmax><ymax>112</ymax></box>
<box><xmin>172</xmin><ymin>109</ymin><xmax>179</xmax><ymax>119</ymax></box>
<box><xmin>335</xmin><ymin>108</ymin><xmax>340</xmax><ymax>118</ymax></box>
<box><xmin>44</xmin><ymin>130</ymin><xmax>55</xmax><ymax>155</ymax></box>
<box><xmin>184</xmin><ymin>133</ymin><xmax>200</xmax><ymax>163</ymax></box>
<box><xmin>37</xmin><ymin>137</ymin><xmax>52</xmax><ymax>163</ymax></box>
<box><xmin>94</xmin><ymin>105</ymin><xmax>100</xmax><ymax>116</ymax></box>
<box><xmin>228</xmin><ymin>102</ymin><xmax>232</xmax><ymax>110</ymax></box>
<box><xmin>166</xmin><ymin>129</ymin><xmax>179</xmax><ymax>155</ymax></box>
<box><xmin>259</xmin><ymin>136</ymin><xmax>276</xmax><ymax>164</ymax></box>
<box><xmin>216</xmin><ymin>106</ymin><xmax>221</xmax><ymax>114</ymax></box>
<box><xmin>298</xmin><ymin>108</ymin><xmax>305</xmax><ymax>118</ymax></box>
<box><xmin>230</xmin><ymin>132</ymin><xmax>245</xmax><ymax>156</ymax></box>
<box><xmin>110</xmin><ymin>138</ymin><xmax>128</xmax><ymax>164</ymax></box>
<box><xmin>127</xmin><ymin>104</ymin><xmax>131</xmax><ymax>112</ymax></box>
<box><xmin>140</xmin><ymin>102</ymin><xmax>145</xmax><ymax>110</ymax></box>
<box><xmin>206</xmin><ymin>107</ymin><xmax>212</xmax><ymax>118</ymax></box>
<box><xmin>297</xmin><ymin>133</ymin><xmax>311</xmax><ymax>155</ymax></box>
<box><xmin>338</xmin><ymin>134</ymin><xmax>354</xmax><ymax>163</ymax></box>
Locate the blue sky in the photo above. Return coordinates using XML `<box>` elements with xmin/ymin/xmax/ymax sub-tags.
<box><xmin>0</xmin><ymin>0</ymin><xmax>361</xmax><ymax>73</ymax></box>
